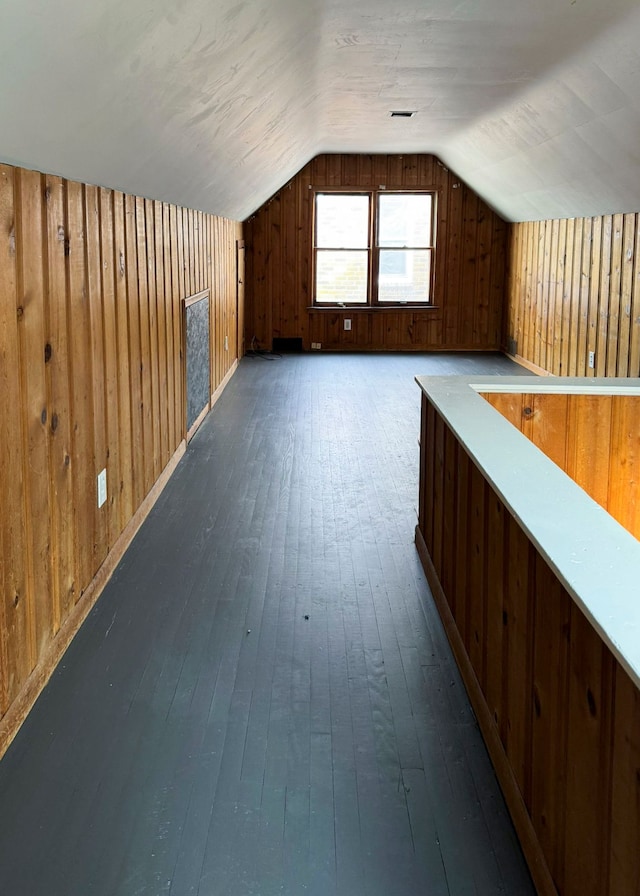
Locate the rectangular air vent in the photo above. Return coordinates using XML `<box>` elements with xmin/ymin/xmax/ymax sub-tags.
<box><xmin>272</xmin><ymin>337</ymin><xmax>303</xmax><ymax>352</ymax></box>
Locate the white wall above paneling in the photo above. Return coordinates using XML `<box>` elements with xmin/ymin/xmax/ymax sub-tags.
<box><xmin>2</xmin><ymin>0</ymin><xmax>640</xmax><ymax>221</ymax></box>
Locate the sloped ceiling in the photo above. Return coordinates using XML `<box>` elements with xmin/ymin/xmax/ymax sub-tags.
<box><xmin>1</xmin><ymin>0</ymin><xmax>640</xmax><ymax>222</ymax></box>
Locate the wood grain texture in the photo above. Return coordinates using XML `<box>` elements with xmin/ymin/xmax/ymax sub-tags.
<box><xmin>0</xmin><ymin>161</ymin><xmax>242</xmax><ymax>753</ymax></box>
<box><xmin>507</xmin><ymin>215</ymin><xmax>640</xmax><ymax>377</ymax></box>
<box><xmin>416</xmin><ymin>395</ymin><xmax>640</xmax><ymax>896</ymax></box>
<box><xmin>609</xmin><ymin>664</ymin><xmax>640</xmax><ymax>896</ymax></box>
<box><xmin>245</xmin><ymin>154</ymin><xmax>508</xmax><ymax>352</ymax></box>
<box><xmin>482</xmin><ymin>392</ymin><xmax>640</xmax><ymax>540</ymax></box>
<box><xmin>0</xmin><ymin>165</ymin><xmax>31</xmax><ymax>707</ymax></box>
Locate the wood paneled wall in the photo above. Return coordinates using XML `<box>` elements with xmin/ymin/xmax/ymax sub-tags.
<box><xmin>0</xmin><ymin>163</ymin><xmax>242</xmax><ymax>753</ymax></box>
<box><xmin>506</xmin><ymin>215</ymin><xmax>640</xmax><ymax>377</ymax></box>
<box><xmin>416</xmin><ymin>394</ymin><xmax>640</xmax><ymax>896</ymax></box>
<box><xmin>244</xmin><ymin>154</ymin><xmax>508</xmax><ymax>352</ymax></box>
<box><xmin>483</xmin><ymin>391</ymin><xmax>640</xmax><ymax>540</ymax></box>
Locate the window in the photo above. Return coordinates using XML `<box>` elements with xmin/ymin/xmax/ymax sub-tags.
<box><xmin>313</xmin><ymin>189</ymin><xmax>436</xmax><ymax>307</ymax></box>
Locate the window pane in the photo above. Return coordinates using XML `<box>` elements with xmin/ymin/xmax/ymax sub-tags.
<box><xmin>378</xmin><ymin>194</ymin><xmax>432</xmax><ymax>247</ymax></box>
<box><xmin>315</xmin><ymin>250</ymin><xmax>368</xmax><ymax>303</ymax></box>
<box><xmin>377</xmin><ymin>250</ymin><xmax>431</xmax><ymax>303</ymax></box>
<box><xmin>316</xmin><ymin>194</ymin><xmax>369</xmax><ymax>248</ymax></box>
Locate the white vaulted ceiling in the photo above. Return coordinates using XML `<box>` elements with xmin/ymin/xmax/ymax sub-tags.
<box><xmin>2</xmin><ymin>0</ymin><xmax>640</xmax><ymax>222</ymax></box>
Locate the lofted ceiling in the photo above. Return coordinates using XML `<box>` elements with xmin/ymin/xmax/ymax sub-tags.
<box><xmin>2</xmin><ymin>0</ymin><xmax>640</xmax><ymax>222</ymax></box>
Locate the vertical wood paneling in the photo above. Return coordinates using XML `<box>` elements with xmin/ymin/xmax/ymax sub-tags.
<box><xmin>528</xmin><ymin>222</ymin><xmax>541</xmax><ymax>363</ymax></box>
<box><xmin>135</xmin><ymin>196</ymin><xmax>154</xmax><ymax>495</ymax></box>
<box><xmin>554</xmin><ymin>219</ymin><xmax>567</xmax><ymax>374</ymax></box>
<box><xmin>169</xmin><ymin>205</ymin><xmax>182</xmax><ymax>435</ymax></box>
<box><xmin>66</xmin><ymin>181</ymin><xmax>94</xmax><ymax>601</ymax></box>
<box><xmin>85</xmin><ymin>184</ymin><xmax>108</xmax><ymax>568</ymax></box>
<box><xmin>541</xmin><ymin>220</ymin><xmax>550</xmax><ymax>368</ymax></box>
<box><xmin>616</xmin><ymin>214</ymin><xmax>634</xmax><ymax>377</ymax></box>
<box><xmin>212</xmin><ymin>216</ymin><xmax>219</xmax><ymax>387</ymax></box>
<box><xmin>453</xmin><ymin>446</ymin><xmax>471</xmax><ymax>643</ymax></box>
<box><xmin>0</xmin><ymin>161</ymin><xmax>242</xmax><ymax>753</ymax></box>
<box><xmin>484</xmin><ymin>489</ymin><xmax>505</xmax><ymax>732</ymax></box>
<box><xmin>608</xmin><ymin>395</ymin><xmax>640</xmax><ymax>537</ymax></box>
<box><xmin>484</xmin><ymin>391</ymin><xmax>640</xmax><ymax>541</ymax></box>
<box><xmin>145</xmin><ymin>199</ymin><xmax>161</xmax><ymax>484</ymax></box>
<box><xmin>113</xmin><ymin>191</ymin><xmax>134</xmax><ymax>527</ymax></box>
<box><xmin>99</xmin><ymin>188</ymin><xmax>120</xmax><ymax>549</ymax></box>
<box><xmin>531</xmin><ymin>556</ymin><xmax>570</xmax><ymax>889</ymax></box>
<box><xmin>419</xmin><ymin>397</ymin><xmax>436</xmax><ymax>553</ymax></box>
<box><xmin>153</xmin><ymin>201</ymin><xmax>168</xmax><ymax>469</ymax></box>
<box><xmin>595</xmin><ymin>216</ymin><xmax>611</xmax><ymax>378</ymax></box>
<box><xmin>630</xmin><ymin>219</ymin><xmax>640</xmax><ymax>377</ymax></box>
<box><xmin>609</xmin><ymin>664</ymin><xmax>640</xmax><ymax>896</ymax></box>
<box><xmin>163</xmin><ymin>203</ymin><xmax>176</xmax><ymax>456</ymax></box>
<box><xmin>607</xmin><ymin>215</ymin><xmax>623</xmax><ymax>377</ymax></box>
<box><xmin>578</xmin><ymin>218</ymin><xmax>592</xmax><ymax>376</ymax></box>
<box><xmin>440</xmin><ymin>423</ymin><xmax>457</xmax><ymax>603</ymax></box>
<box><xmin>237</xmin><ymin>239</ymin><xmax>245</xmax><ymax>359</ymax></box>
<box><xmin>444</xmin><ymin>177</ymin><xmax>464</xmax><ymax>343</ymax></box>
<box><xmin>245</xmin><ymin>153</ymin><xmax>507</xmax><ymax>352</ymax></box>
<box><xmin>508</xmin><ymin>212</ymin><xmax>640</xmax><ymax>377</ymax></box>
<box><xmin>467</xmin><ymin>461</ymin><xmax>486</xmax><ymax>683</ymax></box>
<box><xmin>431</xmin><ymin>412</ymin><xmax>445</xmax><ymax>577</ymax></box>
<box><xmin>587</xmin><ymin>216</ymin><xmax>602</xmax><ymax>377</ymax></box>
<box><xmin>0</xmin><ymin>165</ymin><xmax>31</xmax><ymax>703</ymax></box>
<box><xmin>567</xmin><ymin>218</ymin><xmax>582</xmax><ymax>377</ymax></box>
<box><xmin>44</xmin><ymin>175</ymin><xmax>74</xmax><ymax>628</ymax></box>
<box><xmin>460</xmin><ymin>187</ymin><xmax>479</xmax><ymax>347</ymax></box>
<box><xmin>566</xmin><ymin>394</ymin><xmax>612</xmax><ymax>510</ymax></box>
<box><xmin>564</xmin><ymin>604</ymin><xmax>614</xmax><ymax>896</ymax></box>
<box><xmin>124</xmin><ymin>193</ymin><xmax>144</xmax><ymax>511</ymax></box>
<box><xmin>523</xmin><ymin>394</ymin><xmax>569</xmax><ymax>470</ymax></box>
<box><xmin>561</xmin><ymin>219</ymin><xmax>573</xmax><ymax>374</ymax></box>
<box><xmin>17</xmin><ymin>169</ymin><xmax>51</xmax><ymax>659</ymax></box>
<box><xmin>503</xmin><ymin>515</ymin><xmax>533</xmax><ymax>803</ymax></box>
<box><xmin>417</xmin><ymin>393</ymin><xmax>640</xmax><ymax>896</ymax></box>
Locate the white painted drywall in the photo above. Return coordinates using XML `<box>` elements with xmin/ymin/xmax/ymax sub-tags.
<box><xmin>1</xmin><ymin>0</ymin><xmax>640</xmax><ymax>221</ymax></box>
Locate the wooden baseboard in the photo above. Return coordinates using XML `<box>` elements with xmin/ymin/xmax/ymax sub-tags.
<box><xmin>310</xmin><ymin>344</ymin><xmax>503</xmax><ymax>353</ymax></box>
<box><xmin>211</xmin><ymin>359</ymin><xmax>238</xmax><ymax>407</ymax></box>
<box><xmin>187</xmin><ymin>403</ymin><xmax>210</xmax><ymax>442</ymax></box>
<box><xmin>414</xmin><ymin>526</ymin><xmax>557</xmax><ymax>896</ymax></box>
<box><xmin>0</xmin><ymin>439</ymin><xmax>187</xmax><ymax>760</ymax></box>
<box><xmin>503</xmin><ymin>351</ymin><xmax>554</xmax><ymax>377</ymax></box>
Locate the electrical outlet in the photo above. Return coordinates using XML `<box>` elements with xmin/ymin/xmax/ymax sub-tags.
<box><xmin>344</xmin><ymin>319</ymin><xmax>352</xmax><ymax>331</ymax></box>
<box><xmin>311</xmin><ymin>342</ymin><xmax>322</xmax><ymax>350</ymax></box>
<box><xmin>588</xmin><ymin>350</ymin><xmax>595</xmax><ymax>369</ymax></box>
<box><xmin>97</xmin><ymin>469</ymin><xmax>107</xmax><ymax>508</ymax></box>
<box><xmin>224</xmin><ymin>335</ymin><xmax>228</xmax><ymax>351</ymax></box>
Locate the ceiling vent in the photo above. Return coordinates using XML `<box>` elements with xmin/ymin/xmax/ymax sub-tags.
<box><xmin>389</xmin><ymin>110</ymin><xmax>416</xmax><ymax>118</ymax></box>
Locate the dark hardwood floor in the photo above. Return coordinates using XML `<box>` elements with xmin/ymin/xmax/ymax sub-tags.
<box><xmin>0</xmin><ymin>352</ymin><xmax>535</xmax><ymax>895</ymax></box>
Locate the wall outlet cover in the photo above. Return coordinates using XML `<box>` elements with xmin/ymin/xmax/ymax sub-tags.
<box><xmin>97</xmin><ymin>468</ymin><xmax>107</xmax><ymax>508</ymax></box>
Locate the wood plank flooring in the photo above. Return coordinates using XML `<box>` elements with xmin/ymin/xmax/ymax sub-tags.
<box><xmin>0</xmin><ymin>352</ymin><xmax>535</xmax><ymax>895</ymax></box>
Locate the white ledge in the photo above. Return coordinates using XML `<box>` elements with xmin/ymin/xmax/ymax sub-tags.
<box><xmin>415</xmin><ymin>374</ymin><xmax>640</xmax><ymax>690</ymax></box>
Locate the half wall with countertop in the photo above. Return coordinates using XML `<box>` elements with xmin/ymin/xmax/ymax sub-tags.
<box><xmin>415</xmin><ymin>374</ymin><xmax>640</xmax><ymax>896</ymax></box>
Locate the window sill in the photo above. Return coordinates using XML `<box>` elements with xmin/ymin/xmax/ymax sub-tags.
<box><xmin>308</xmin><ymin>305</ymin><xmax>440</xmax><ymax>313</ymax></box>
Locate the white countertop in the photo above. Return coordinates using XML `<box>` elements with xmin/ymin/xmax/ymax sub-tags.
<box><xmin>416</xmin><ymin>374</ymin><xmax>640</xmax><ymax>690</ymax></box>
